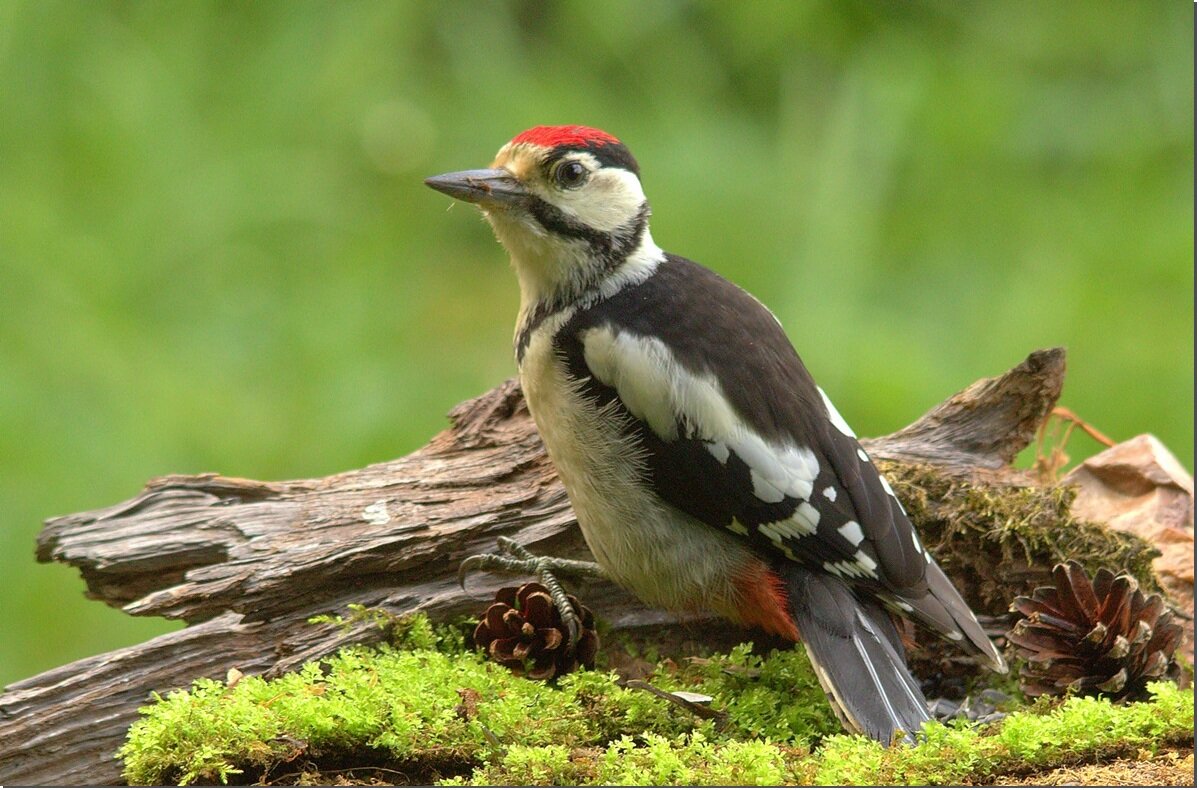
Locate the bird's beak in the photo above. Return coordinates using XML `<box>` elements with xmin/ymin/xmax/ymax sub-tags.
<box><xmin>424</xmin><ymin>168</ymin><xmax>527</xmax><ymax>206</ymax></box>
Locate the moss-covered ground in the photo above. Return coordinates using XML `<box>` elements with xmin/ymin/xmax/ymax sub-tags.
<box><xmin>118</xmin><ymin>614</ymin><xmax>1194</xmax><ymax>786</ymax></box>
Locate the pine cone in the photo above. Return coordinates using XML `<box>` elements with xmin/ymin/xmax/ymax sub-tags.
<box><xmin>472</xmin><ymin>582</ymin><xmax>599</xmax><ymax>680</ymax></box>
<box><xmin>1007</xmin><ymin>561</ymin><xmax>1183</xmax><ymax>701</ymax></box>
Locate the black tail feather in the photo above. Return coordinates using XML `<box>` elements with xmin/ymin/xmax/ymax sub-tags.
<box><xmin>921</xmin><ymin>562</ymin><xmax>1009</xmax><ymax>673</ymax></box>
<box><xmin>785</xmin><ymin>565</ymin><xmax>931</xmax><ymax>744</ymax></box>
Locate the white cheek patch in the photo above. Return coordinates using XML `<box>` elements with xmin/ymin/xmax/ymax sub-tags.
<box><xmin>553</xmin><ymin>163</ymin><xmax>647</xmax><ymax>233</ymax></box>
<box><xmin>818</xmin><ymin>387</ymin><xmax>857</xmax><ymax>438</ymax></box>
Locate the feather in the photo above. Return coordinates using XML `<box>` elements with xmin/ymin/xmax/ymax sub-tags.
<box><xmin>555</xmin><ymin>254</ymin><xmax>1003</xmax><ymax>670</ymax></box>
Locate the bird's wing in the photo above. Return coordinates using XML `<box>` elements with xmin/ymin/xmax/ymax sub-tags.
<box><xmin>556</xmin><ymin>255</ymin><xmax>1003</xmax><ymax>669</ymax></box>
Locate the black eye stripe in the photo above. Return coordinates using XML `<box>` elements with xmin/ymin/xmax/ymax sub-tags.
<box><xmin>529</xmin><ymin>196</ymin><xmax>606</xmax><ymax>244</ymax></box>
<box><xmin>515</xmin><ymin>199</ymin><xmax>650</xmax><ymax>363</ymax></box>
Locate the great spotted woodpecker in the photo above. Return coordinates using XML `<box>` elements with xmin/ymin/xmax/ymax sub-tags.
<box><xmin>426</xmin><ymin>125</ymin><xmax>1006</xmax><ymax>744</ymax></box>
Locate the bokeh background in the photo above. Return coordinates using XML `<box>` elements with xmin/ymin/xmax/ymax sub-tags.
<box><xmin>1</xmin><ymin>1</ymin><xmax>1193</xmax><ymax>689</ymax></box>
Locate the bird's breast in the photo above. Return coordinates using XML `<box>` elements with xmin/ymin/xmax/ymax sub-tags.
<box><xmin>518</xmin><ymin>310</ymin><xmax>649</xmax><ymax>574</ymax></box>
<box><xmin>517</xmin><ymin>312</ymin><xmax>766</xmax><ymax>620</ymax></box>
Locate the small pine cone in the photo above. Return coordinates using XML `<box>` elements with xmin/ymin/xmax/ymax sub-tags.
<box><xmin>1007</xmin><ymin>560</ymin><xmax>1183</xmax><ymax>701</ymax></box>
<box><xmin>472</xmin><ymin>582</ymin><xmax>599</xmax><ymax>680</ymax></box>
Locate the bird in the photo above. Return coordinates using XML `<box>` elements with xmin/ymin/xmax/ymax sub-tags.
<box><xmin>425</xmin><ymin>125</ymin><xmax>1007</xmax><ymax>744</ymax></box>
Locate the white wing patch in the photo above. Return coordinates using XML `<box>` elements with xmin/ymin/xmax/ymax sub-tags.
<box><xmin>818</xmin><ymin>386</ymin><xmax>857</xmax><ymax>438</ymax></box>
<box><xmin>583</xmin><ymin>328</ymin><xmax>692</xmax><ymax>439</ymax></box>
<box><xmin>824</xmin><ymin>559</ymin><xmax>869</xmax><ymax>579</ymax></box>
<box><xmin>822</xmin><ymin>486</ymin><xmax>837</xmax><ymax>502</ymax></box>
<box><xmin>757</xmin><ymin>522</ymin><xmax>800</xmax><ymax>560</ymax></box>
<box><xmin>759</xmin><ymin>518</ymin><xmax>813</xmax><ymax>541</ymax></box>
<box><xmin>751</xmin><ymin>470</ymin><xmax>786</xmax><ymax>503</ymax></box>
<box><xmin>883</xmin><ymin>595</ymin><xmax>915</xmax><ymax>613</ymax></box>
<box><xmin>733</xmin><ymin>436</ymin><xmax>819</xmax><ymax>502</ymax></box>
<box><xmin>823</xmin><ymin>553</ymin><xmax>879</xmax><ymax>580</ymax></box>
<box><xmin>582</xmin><ymin>326</ymin><xmax>821</xmax><ymax>504</ymax></box>
<box><xmin>880</xmin><ymin>473</ymin><xmax>908</xmax><ymax>515</ymax></box>
<box><xmin>853</xmin><ymin>550</ymin><xmax>878</xmax><ymax>574</ymax></box>
<box><xmin>795</xmin><ymin>501</ymin><xmax>821</xmax><ymax>533</ymax></box>
<box><xmin>838</xmin><ymin>520</ymin><xmax>865</xmax><ymax>547</ymax></box>
<box><xmin>705</xmin><ymin>441</ymin><xmax>730</xmax><ymax>464</ymax></box>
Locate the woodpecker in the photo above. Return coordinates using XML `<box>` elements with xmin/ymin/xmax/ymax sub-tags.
<box><xmin>426</xmin><ymin>125</ymin><xmax>1006</xmax><ymax>744</ymax></box>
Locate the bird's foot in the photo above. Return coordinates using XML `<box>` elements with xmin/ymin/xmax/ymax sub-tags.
<box><xmin>928</xmin><ymin>688</ymin><xmax>1009</xmax><ymax>725</ymax></box>
<box><xmin>459</xmin><ymin>536</ymin><xmax>605</xmax><ymax>646</ymax></box>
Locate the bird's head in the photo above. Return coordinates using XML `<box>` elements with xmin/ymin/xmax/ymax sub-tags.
<box><xmin>426</xmin><ymin>125</ymin><xmax>660</xmax><ymax>309</ymax></box>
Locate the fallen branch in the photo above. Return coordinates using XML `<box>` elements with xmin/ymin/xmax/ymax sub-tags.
<box><xmin>1</xmin><ymin>349</ymin><xmax>1079</xmax><ymax>785</ymax></box>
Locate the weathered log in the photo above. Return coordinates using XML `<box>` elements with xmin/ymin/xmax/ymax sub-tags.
<box><xmin>0</xmin><ymin>349</ymin><xmax>1066</xmax><ymax>786</ymax></box>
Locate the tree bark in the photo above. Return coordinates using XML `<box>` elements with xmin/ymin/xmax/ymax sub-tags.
<box><xmin>0</xmin><ymin>349</ymin><xmax>1066</xmax><ymax>786</ymax></box>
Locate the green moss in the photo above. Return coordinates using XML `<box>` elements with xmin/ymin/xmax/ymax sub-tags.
<box><xmin>118</xmin><ymin>615</ymin><xmax>1192</xmax><ymax>786</ymax></box>
<box><xmin>119</xmin><ymin>615</ymin><xmax>838</xmax><ymax>785</ymax></box>
<box><xmin>673</xmin><ymin>642</ymin><xmax>841</xmax><ymax>742</ymax></box>
<box><xmin>809</xmin><ymin>682</ymin><xmax>1193</xmax><ymax>785</ymax></box>
<box><xmin>466</xmin><ymin>684</ymin><xmax>1193</xmax><ymax>786</ymax></box>
<box><xmin>464</xmin><ymin>734</ymin><xmax>793</xmax><ymax>786</ymax></box>
<box><xmin>595</xmin><ymin>733</ymin><xmax>790</xmax><ymax>786</ymax></box>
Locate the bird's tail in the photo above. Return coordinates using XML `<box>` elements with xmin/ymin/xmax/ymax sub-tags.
<box><xmin>784</xmin><ymin>565</ymin><xmax>930</xmax><ymax>744</ymax></box>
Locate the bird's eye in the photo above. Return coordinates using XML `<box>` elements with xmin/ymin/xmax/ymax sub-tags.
<box><xmin>553</xmin><ymin>160</ymin><xmax>590</xmax><ymax>189</ymax></box>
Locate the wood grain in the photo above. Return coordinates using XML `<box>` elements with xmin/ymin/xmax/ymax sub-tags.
<box><xmin>0</xmin><ymin>349</ymin><xmax>1065</xmax><ymax>786</ymax></box>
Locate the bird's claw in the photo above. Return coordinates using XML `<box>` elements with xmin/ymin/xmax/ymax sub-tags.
<box><xmin>458</xmin><ymin>537</ymin><xmax>604</xmax><ymax>648</ymax></box>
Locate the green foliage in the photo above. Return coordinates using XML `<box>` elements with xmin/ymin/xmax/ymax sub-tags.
<box><xmin>594</xmin><ymin>733</ymin><xmax>789</xmax><ymax>786</ymax></box>
<box><xmin>2</xmin><ymin>0</ymin><xmax>1192</xmax><ymax>692</ymax></box>
<box><xmin>120</xmin><ymin>614</ymin><xmax>766</xmax><ymax>785</ymax></box>
<box><xmin>465</xmin><ymin>683</ymin><xmax>1195</xmax><ymax>786</ymax></box>
<box><xmin>118</xmin><ymin>614</ymin><xmax>1193</xmax><ymax>786</ymax></box>
<box><xmin>809</xmin><ymin>683</ymin><xmax>1194</xmax><ymax>786</ymax></box>
<box><xmin>673</xmin><ymin>642</ymin><xmax>841</xmax><ymax>742</ymax></box>
<box><xmin>120</xmin><ymin>640</ymin><xmax>574</xmax><ymax>784</ymax></box>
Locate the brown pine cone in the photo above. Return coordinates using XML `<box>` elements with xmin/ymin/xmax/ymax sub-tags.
<box><xmin>472</xmin><ymin>582</ymin><xmax>599</xmax><ymax>680</ymax></box>
<box><xmin>1007</xmin><ymin>561</ymin><xmax>1183</xmax><ymax>701</ymax></box>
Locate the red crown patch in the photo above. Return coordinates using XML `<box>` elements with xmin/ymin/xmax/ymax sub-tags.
<box><xmin>511</xmin><ymin>125</ymin><xmax>621</xmax><ymax>149</ymax></box>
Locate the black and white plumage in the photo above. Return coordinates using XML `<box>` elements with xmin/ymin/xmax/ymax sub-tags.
<box><xmin>426</xmin><ymin>125</ymin><xmax>1006</xmax><ymax>744</ymax></box>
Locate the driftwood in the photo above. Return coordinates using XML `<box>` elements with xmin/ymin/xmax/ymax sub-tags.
<box><xmin>0</xmin><ymin>349</ymin><xmax>1066</xmax><ymax>786</ymax></box>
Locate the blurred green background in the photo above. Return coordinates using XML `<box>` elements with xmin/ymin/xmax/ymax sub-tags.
<box><xmin>1</xmin><ymin>0</ymin><xmax>1192</xmax><ymax>689</ymax></box>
